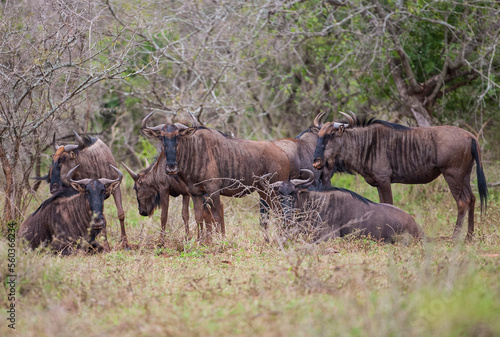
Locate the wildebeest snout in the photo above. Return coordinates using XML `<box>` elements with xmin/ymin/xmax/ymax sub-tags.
<box><xmin>92</xmin><ymin>212</ymin><xmax>106</xmax><ymax>230</ymax></box>
<box><xmin>313</xmin><ymin>157</ymin><xmax>325</xmax><ymax>169</ymax></box>
<box><xmin>165</xmin><ymin>163</ymin><xmax>178</xmax><ymax>175</ymax></box>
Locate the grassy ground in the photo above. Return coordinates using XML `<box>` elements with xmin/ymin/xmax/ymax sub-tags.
<box><xmin>1</xmin><ymin>164</ymin><xmax>500</xmax><ymax>337</ymax></box>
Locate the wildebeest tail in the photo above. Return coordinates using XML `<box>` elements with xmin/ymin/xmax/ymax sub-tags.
<box><xmin>471</xmin><ymin>138</ymin><xmax>488</xmax><ymax>212</ymax></box>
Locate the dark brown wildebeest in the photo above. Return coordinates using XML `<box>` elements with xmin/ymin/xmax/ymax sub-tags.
<box><xmin>270</xmin><ymin>169</ymin><xmax>424</xmax><ymax>242</ymax></box>
<box><xmin>36</xmin><ymin>132</ymin><xmax>129</xmax><ymax>248</ymax></box>
<box><xmin>312</xmin><ymin>113</ymin><xmax>488</xmax><ymax>238</ymax></box>
<box><xmin>19</xmin><ymin>165</ymin><xmax>123</xmax><ymax>255</ymax></box>
<box><xmin>121</xmin><ymin>151</ymin><xmax>223</xmax><ymax>240</ymax></box>
<box><xmin>273</xmin><ymin>112</ymin><xmax>335</xmax><ymax>188</ymax></box>
<box><xmin>140</xmin><ymin>112</ymin><xmax>293</xmax><ymax>237</ymax></box>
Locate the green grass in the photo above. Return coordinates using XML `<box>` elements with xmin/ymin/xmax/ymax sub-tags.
<box><xmin>1</xmin><ymin>165</ymin><xmax>500</xmax><ymax>336</ymax></box>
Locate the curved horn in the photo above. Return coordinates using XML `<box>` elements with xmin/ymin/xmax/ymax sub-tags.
<box><xmin>259</xmin><ymin>172</ymin><xmax>275</xmax><ymax>188</ymax></box>
<box><xmin>188</xmin><ymin>111</ymin><xmax>201</xmax><ymax>127</ymax></box>
<box><xmin>52</xmin><ymin>133</ymin><xmax>59</xmax><ymax>150</ymax></box>
<box><xmin>73</xmin><ymin>130</ymin><xmax>85</xmax><ymax>148</ymax></box>
<box><xmin>313</xmin><ymin>112</ymin><xmax>326</xmax><ymax>128</ymax></box>
<box><xmin>349</xmin><ymin>111</ymin><xmax>357</xmax><ymax>123</ymax></box>
<box><xmin>261</xmin><ymin>172</ymin><xmax>274</xmax><ymax>180</ymax></box>
<box><xmin>259</xmin><ymin>172</ymin><xmax>283</xmax><ymax>189</ymax></box>
<box><xmin>144</xmin><ymin>158</ymin><xmax>150</xmax><ymax>167</ymax></box>
<box><xmin>98</xmin><ymin>165</ymin><xmax>123</xmax><ymax>185</ymax></box>
<box><xmin>269</xmin><ymin>181</ymin><xmax>284</xmax><ymax>189</ymax></box>
<box><xmin>290</xmin><ymin>169</ymin><xmax>315</xmax><ymax>187</ymax></box>
<box><xmin>67</xmin><ymin>165</ymin><xmax>92</xmax><ymax>186</ymax></box>
<box><xmin>333</xmin><ymin>122</ymin><xmax>349</xmax><ymax>129</ymax></box>
<box><xmin>141</xmin><ymin>111</ymin><xmax>165</xmax><ymax>133</ymax></box>
<box><xmin>63</xmin><ymin>144</ymin><xmax>80</xmax><ymax>152</ymax></box>
<box><xmin>173</xmin><ymin>123</ymin><xmax>189</xmax><ymax>130</ymax></box>
<box><xmin>121</xmin><ymin>161</ymin><xmax>139</xmax><ymax>181</ymax></box>
<box><xmin>339</xmin><ymin>111</ymin><xmax>354</xmax><ymax>128</ymax></box>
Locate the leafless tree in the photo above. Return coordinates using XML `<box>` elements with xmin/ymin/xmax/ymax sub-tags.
<box><xmin>0</xmin><ymin>0</ymin><xmax>143</xmax><ymax>230</ymax></box>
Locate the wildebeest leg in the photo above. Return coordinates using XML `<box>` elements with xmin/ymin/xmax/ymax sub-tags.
<box><xmin>209</xmin><ymin>193</ymin><xmax>225</xmax><ymax>237</ymax></box>
<box><xmin>376</xmin><ymin>183</ymin><xmax>393</xmax><ymax>204</ymax></box>
<box><xmin>461</xmin><ymin>172</ymin><xmax>476</xmax><ymax>239</ymax></box>
<box><xmin>258</xmin><ymin>194</ymin><xmax>275</xmax><ymax>243</ymax></box>
<box><xmin>112</xmin><ymin>186</ymin><xmax>129</xmax><ymax>249</ymax></box>
<box><xmin>159</xmin><ymin>192</ymin><xmax>170</xmax><ymax>244</ymax></box>
<box><xmin>467</xmin><ymin>184</ymin><xmax>476</xmax><ymax>240</ymax></box>
<box><xmin>89</xmin><ymin>240</ymin><xmax>104</xmax><ymax>254</ymax></box>
<box><xmin>98</xmin><ymin>227</ymin><xmax>110</xmax><ymax>252</ymax></box>
<box><xmin>89</xmin><ymin>229</ymin><xmax>103</xmax><ymax>253</ymax></box>
<box><xmin>443</xmin><ymin>170</ymin><xmax>470</xmax><ymax>238</ymax></box>
<box><xmin>51</xmin><ymin>237</ymin><xmax>74</xmax><ymax>256</ymax></box>
<box><xmin>192</xmin><ymin>196</ymin><xmax>207</xmax><ymax>241</ymax></box>
<box><xmin>259</xmin><ymin>198</ymin><xmax>270</xmax><ymax>230</ymax></box>
<box><xmin>181</xmin><ymin>195</ymin><xmax>190</xmax><ymax>238</ymax></box>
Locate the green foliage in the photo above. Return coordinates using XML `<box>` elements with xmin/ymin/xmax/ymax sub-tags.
<box><xmin>137</xmin><ymin>137</ymin><xmax>158</xmax><ymax>164</ymax></box>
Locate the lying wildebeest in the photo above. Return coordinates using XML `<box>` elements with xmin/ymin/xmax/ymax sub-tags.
<box><xmin>313</xmin><ymin>112</ymin><xmax>488</xmax><ymax>238</ymax></box>
<box><xmin>20</xmin><ymin>165</ymin><xmax>123</xmax><ymax>255</ymax></box>
<box><xmin>121</xmin><ymin>151</ymin><xmax>223</xmax><ymax>240</ymax></box>
<box><xmin>269</xmin><ymin>169</ymin><xmax>424</xmax><ymax>242</ymax></box>
<box><xmin>35</xmin><ymin>132</ymin><xmax>129</xmax><ymax>248</ymax></box>
<box><xmin>140</xmin><ymin>111</ymin><xmax>293</xmax><ymax>237</ymax></box>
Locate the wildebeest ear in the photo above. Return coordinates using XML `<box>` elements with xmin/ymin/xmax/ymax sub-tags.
<box><xmin>69</xmin><ymin>151</ymin><xmax>77</xmax><ymax>159</ymax></box>
<box><xmin>309</xmin><ymin>126</ymin><xmax>320</xmax><ymax>134</ymax></box>
<box><xmin>70</xmin><ymin>182</ymin><xmax>86</xmax><ymax>193</ymax></box>
<box><xmin>179</xmin><ymin>127</ymin><xmax>197</xmax><ymax>137</ymax></box>
<box><xmin>337</xmin><ymin>125</ymin><xmax>345</xmax><ymax>136</ymax></box>
<box><xmin>140</xmin><ymin>128</ymin><xmax>161</xmax><ymax>139</ymax></box>
<box><xmin>104</xmin><ymin>181</ymin><xmax>121</xmax><ymax>197</ymax></box>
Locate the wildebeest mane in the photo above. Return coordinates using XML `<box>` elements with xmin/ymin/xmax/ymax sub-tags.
<box><xmin>81</xmin><ymin>135</ymin><xmax>99</xmax><ymax>148</ymax></box>
<box><xmin>312</xmin><ymin>185</ymin><xmax>374</xmax><ymax>205</ymax></box>
<box><xmin>332</xmin><ymin>156</ymin><xmax>355</xmax><ymax>175</ymax></box>
<box><xmin>32</xmin><ymin>187</ymin><xmax>79</xmax><ymax>216</ymax></box>
<box><xmin>350</xmin><ymin>116</ymin><xmax>411</xmax><ymax>131</ymax></box>
<box><xmin>295</xmin><ymin>128</ymin><xmax>312</xmax><ymax>139</ymax></box>
<box><xmin>70</xmin><ymin>135</ymin><xmax>99</xmax><ymax>156</ymax></box>
<box><xmin>215</xmin><ymin>129</ymin><xmax>232</xmax><ymax>138</ymax></box>
<box><xmin>195</xmin><ymin>126</ymin><xmax>230</xmax><ymax>138</ymax></box>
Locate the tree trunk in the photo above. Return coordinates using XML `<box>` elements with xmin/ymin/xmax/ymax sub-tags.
<box><xmin>0</xmin><ymin>144</ymin><xmax>16</xmax><ymax>232</ymax></box>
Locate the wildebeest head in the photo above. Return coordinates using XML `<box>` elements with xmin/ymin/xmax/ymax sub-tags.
<box><xmin>36</xmin><ymin>132</ymin><xmax>87</xmax><ymax>194</ymax></box>
<box><xmin>67</xmin><ymin>164</ymin><xmax>123</xmax><ymax>231</ymax></box>
<box><xmin>312</xmin><ymin>112</ymin><xmax>354</xmax><ymax>170</ymax></box>
<box><xmin>140</xmin><ymin>111</ymin><xmax>198</xmax><ymax>175</ymax></box>
<box><xmin>268</xmin><ymin>169</ymin><xmax>316</xmax><ymax>220</ymax></box>
<box><xmin>122</xmin><ymin>161</ymin><xmax>161</xmax><ymax>216</ymax></box>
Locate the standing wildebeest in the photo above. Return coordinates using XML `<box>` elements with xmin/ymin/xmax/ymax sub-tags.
<box><xmin>121</xmin><ymin>152</ymin><xmax>222</xmax><ymax>240</ymax></box>
<box><xmin>140</xmin><ymin>112</ymin><xmax>293</xmax><ymax>237</ymax></box>
<box><xmin>19</xmin><ymin>165</ymin><xmax>123</xmax><ymax>255</ymax></box>
<box><xmin>36</xmin><ymin>132</ymin><xmax>129</xmax><ymax>248</ymax></box>
<box><xmin>272</xmin><ymin>112</ymin><xmax>335</xmax><ymax>189</ymax></box>
<box><xmin>270</xmin><ymin>169</ymin><xmax>424</xmax><ymax>242</ymax></box>
<box><xmin>313</xmin><ymin>113</ymin><xmax>488</xmax><ymax>238</ymax></box>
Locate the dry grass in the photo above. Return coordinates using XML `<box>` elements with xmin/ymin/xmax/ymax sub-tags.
<box><xmin>1</xmin><ymin>164</ymin><xmax>500</xmax><ymax>336</ymax></box>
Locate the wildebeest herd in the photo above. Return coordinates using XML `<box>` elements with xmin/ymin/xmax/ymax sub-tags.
<box><xmin>19</xmin><ymin>112</ymin><xmax>488</xmax><ymax>254</ymax></box>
